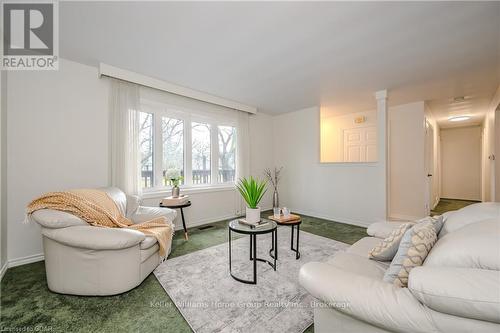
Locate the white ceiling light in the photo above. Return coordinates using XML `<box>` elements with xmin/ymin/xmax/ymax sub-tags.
<box><xmin>448</xmin><ymin>115</ymin><xmax>471</xmax><ymax>122</ymax></box>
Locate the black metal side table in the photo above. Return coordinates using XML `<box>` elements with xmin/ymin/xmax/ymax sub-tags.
<box><xmin>228</xmin><ymin>219</ymin><xmax>277</xmax><ymax>284</ymax></box>
<box><xmin>159</xmin><ymin>201</ymin><xmax>191</xmax><ymax>240</ymax></box>
<box><xmin>269</xmin><ymin>216</ymin><xmax>302</xmax><ymax>260</ymax></box>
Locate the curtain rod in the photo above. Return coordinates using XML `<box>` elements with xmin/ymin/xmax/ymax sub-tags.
<box><xmin>99</xmin><ymin>63</ymin><xmax>257</xmax><ymax>114</ymax></box>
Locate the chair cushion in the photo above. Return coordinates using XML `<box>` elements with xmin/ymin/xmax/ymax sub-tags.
<box><xmin>384</xmin><ymin>221</ymin><xmax>437</xmax><ymax>287</ymax></box>
<box><xmin>141</xmin><ymin>244</ymin><xmax>159</xmax><ymax>262</ymax></box>
<box><xmin>369</xmin><ymin>223</ymin><xmax>413</xmax><ymax>261</ymax></box>
<box><xmin>130</xmin><ymin>206</ymin><xmax>177</xmax><ymax>224</ymax></box>
<box><xmin>439</xmin><ymin>202</ymin><xmax>500</xmax><ymax>238</ymax></box>
<box><xmin>140</xmin><ymin>236</ymin><xmax>158</xmax><ymax>250</ymax></box>
<box><xmin>409</xmin><ymin>266</ymin><xmax>500</xmax><ymax>323</ymax></box>
<box><xmin>425</xmin><ymin>218</ymin><xmax>500</xmax><ymax>270</ymax></box>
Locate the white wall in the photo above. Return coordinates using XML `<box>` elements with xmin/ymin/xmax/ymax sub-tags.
<box><xmin>388</xmin><ymin>102</ymin><xmax>427</xmax><ymax>220</ymax></box>
<box><xmin>273</xmin><ymin>106</ymin><xmax>386</xmax><ymax>227</ymax></box>
<box><xmin>441</xmin><ymin>126</ymin><xmax>482</xmax><ymax>201</ymax></box>
<box><xmin>5</xmin><ymin>59</ymin><xmax>274</xmax><ymax>265</ymax></box>
<box><xmin>7</xmin><ymin>60</ymin><xmax>110</xmax><ymax>264</ymax></box>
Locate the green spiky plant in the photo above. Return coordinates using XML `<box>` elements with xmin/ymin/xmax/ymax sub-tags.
<box><xmin>236</xmin><ymin>176</ymin><xmax>267</xmax><ymax>209</ymax></box>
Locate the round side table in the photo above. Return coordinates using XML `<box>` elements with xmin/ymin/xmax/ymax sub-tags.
<box><xmin>228</xmin><ymin>219</ymin><xmax>277</xmax><ymax>284</ymax></box>
<box><xmin>270</xmin><ymin>218</ymin><xmax>301</xmax><ymax>260</ymax></box>
<box><xmin>159</xmin><ymin>201</ymin><xmax>191</xmax><ymax>240</ymax></box>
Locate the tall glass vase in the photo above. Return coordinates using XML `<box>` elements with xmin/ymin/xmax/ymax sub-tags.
<box><xmin>273</xmin><ymin>190</ymin><xmax>279</xmax><ymax>208</ymax></box>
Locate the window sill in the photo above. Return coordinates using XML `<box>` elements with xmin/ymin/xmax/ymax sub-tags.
<box><xmin>141</xmin><ymin>185</ymin><xmax>236</xmax><ymax>199</ymax></box>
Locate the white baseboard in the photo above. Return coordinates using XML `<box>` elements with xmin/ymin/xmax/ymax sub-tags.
<box><xmin>0</xmin><ymin>262</ymin><xmax>8</xmax><ymax>281</ymax></box>
<box><xmin>290</xmin><ymin>208</ymin><xmax>371</xmax><ymax>228</ymax></box>
<box><xmin>0</xmin><ymin>253</ymin><xmax>45</xmax><ymax>280</ymax></box>
<box><xmin>8</xmin><ymin>253</ymin><xmax>44</xmax><ymax>268</ymax></box>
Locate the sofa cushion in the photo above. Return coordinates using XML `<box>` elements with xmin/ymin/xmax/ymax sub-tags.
<box><xmin>409</xmin><ymin>266</ymin><xmax>500</xmax><ymax>323</ymax></box>
<box><xmin>439</xmin><ymin>202</ymin><xmax>500</xmax><ymax>238</ymax></box>
<box><xmin>369</xmin><ymin>223</ymin><xmax>413</xmax><ymax>261</ymax></box>
<box><xmin>425</xmin><ymin>218</ymin><xmax>500</xmax><ymax>270</ymax></box>
<box><xmin>327</xmin><ymin>252</ymin><xmax>389</xmax><ymax>279</ymax></box>
<box><xmin>384</xmin><ymin>221</ymin><xmax>437</xmax><ymax>287</ymax></box>
<box><xmin>31</xmin><ymin>209</ymin><xmax>88</xmax><ymax>228</ymax></box>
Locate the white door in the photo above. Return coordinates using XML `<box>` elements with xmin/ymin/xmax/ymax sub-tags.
<box><xmin>343</xmin><ymin>126</ymin><xmax>377</xmax><ymax>162</ymax></box>
<box><xmin>424</xmin><ymin>120</ymin><xmax>435</xmax><ymax>214</ymax></box>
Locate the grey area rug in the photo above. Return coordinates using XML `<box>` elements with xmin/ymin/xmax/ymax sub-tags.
<box><xmin>154</xmin><ymin>226</ymin><xmax>349</xmax><ymax>333</ymax></box>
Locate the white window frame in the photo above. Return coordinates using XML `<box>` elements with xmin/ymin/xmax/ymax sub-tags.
<box><xmin>140</xmin><ymin>99</ymin><xmax>237</xmax><ymax>193</ymax></box>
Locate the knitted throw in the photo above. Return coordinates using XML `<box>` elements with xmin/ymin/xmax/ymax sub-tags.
<box><xmin>26</xmin><ymin>189</ymin><xmax>173</xmax><ymax>257</ymax></box>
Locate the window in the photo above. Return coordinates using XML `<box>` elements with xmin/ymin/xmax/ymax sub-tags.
<box><xmin>162</xmin><ymin>117</ymin><xmax>184</xmax><ymax>186</ymax></box>
<box><xmin>139</xmin><ymin>112</ymin><xmax>154</xmax><ymax>188</ymax></box>
<box><xmin>138</xmin><ymin>101</ymin><xmax>237</xmax><ymax>190</ymax></box>
<box><xmin>218</xmin><ymin>126</ymin><xmax>236</xmax><ymax>183</ymax></box>
<box><xmin>192</xmin><ymin>122</ymin><xmax>211</xmax><ymax>185</ymax></box>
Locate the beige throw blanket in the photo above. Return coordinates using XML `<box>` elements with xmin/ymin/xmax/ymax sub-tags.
<box><xmin>27</xmin><ymin>189</ymin><xmax>173</xmax><ymax>257</ymax></box>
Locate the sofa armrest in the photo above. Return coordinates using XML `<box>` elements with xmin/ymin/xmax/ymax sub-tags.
<box><xmin>367</xmin><ymin>221</ymin><xmax>409</xmax><ymax>239</ymax></box>
<box><xmin>31</xmin><ymin>209</ymin><xmax>88</xmax><ymax>228</ymax></box>
<box><xmin>130</xmin><ymin>206</ymin><xmax>176</xmax><ymax>225</ymax></box>
<box><xmin>42</xmin><ymin>226</ymin><xmax>145</xmax><ymax>250</ymax></box>
<box><xmin>299</xmin><ymin>262</ymin><xmax>436</xmax><ymax>333</ymax></box>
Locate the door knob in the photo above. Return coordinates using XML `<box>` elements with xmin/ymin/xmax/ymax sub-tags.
<box><xmin>427</xmin><ymin>174</ymin><xmax>433</xmax><ymax>177</ymax></box>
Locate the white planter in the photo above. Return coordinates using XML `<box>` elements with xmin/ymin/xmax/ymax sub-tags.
<box><xmin>245</xmin><ymin>207</ymin><xmax>261</xmax><ymax>223</ymax></box>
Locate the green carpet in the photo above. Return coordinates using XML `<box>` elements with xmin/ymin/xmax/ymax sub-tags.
<box><xmin>0</xmin><ymin>211</ymin><xmax>366</xmax><ymax>333</ymax></box>
<box><xmin>431</xmin><ymin>198</ymin><xmax>479</xmax><ymax>215</ymax></box>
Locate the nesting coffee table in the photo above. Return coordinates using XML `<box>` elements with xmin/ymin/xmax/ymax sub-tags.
<box><xmin>268</xmin><ymin>214</ymin><xmax>302</xmax><ymax>260</ymax></box>
<box><xmin>228</xmin><ymin>219</ymin><xmax>277</xmax><ymax>284</ymax></box>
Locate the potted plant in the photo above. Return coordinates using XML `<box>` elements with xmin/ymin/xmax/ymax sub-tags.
<box><xmin>166</xmin><ymin>168</ymin><xmax>184</xmax><ymax>198</ymax></box>
<box><xmin>236</xmin><ymin>176</ymin><xmax>267</xmax><ymax>223</ymax></box>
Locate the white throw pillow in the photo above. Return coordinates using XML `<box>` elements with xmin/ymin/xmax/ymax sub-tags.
<box><xmin>369</xmin><ymin>223</ymin><xmax>413</xmax><ymax>261</ymax></box>
<box><xmin>383</xmin><ymin>221</ymin><xmax>438</xmax><ymax>287</ymax></box>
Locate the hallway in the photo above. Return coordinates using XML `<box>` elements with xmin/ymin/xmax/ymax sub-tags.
<box><xmin>431</xmin><ymin>198</ymin><xmax>479</xmax><ymax>215</ymax></box>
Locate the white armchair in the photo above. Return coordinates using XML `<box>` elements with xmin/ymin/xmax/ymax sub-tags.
<box><xmin>31</xmin><ymin>187</ymin><xmax>176</xmax><ymax>296</ymax></box>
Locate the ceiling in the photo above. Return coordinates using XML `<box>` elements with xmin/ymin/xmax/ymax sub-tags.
<box><xmin>59</xmin><ymin>2</ymin><xmax>500</xmax><ymax>115</ymax></box>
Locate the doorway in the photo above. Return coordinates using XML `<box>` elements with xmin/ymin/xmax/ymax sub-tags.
<box><xmin>440</xmin><ymin>126</ymin><xmax>482</xmax><ymax>201</ymax></box>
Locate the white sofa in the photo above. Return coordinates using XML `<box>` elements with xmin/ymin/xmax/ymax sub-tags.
<box><xmin>299</xmin><ymin>202</ymin><xmax>500</xmax><ymax>333</ymax></box>
<box><xmin>31</xmin><ymin>187</ymin><xmax>176</xmax><ymax>296</ymax></box>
